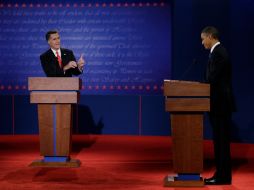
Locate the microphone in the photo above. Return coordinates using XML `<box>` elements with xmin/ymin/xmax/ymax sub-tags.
<box><xmin>180</xmin><ymin>58</ymin><xmax>198</xmax><ymax>80</ymax></box>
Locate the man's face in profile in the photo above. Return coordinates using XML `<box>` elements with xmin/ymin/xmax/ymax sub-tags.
<box><xmin>48</xmin><ymin>33</ymin><xmax>60</xmax><ymax>50</ymax></box>
<box><xmin>201</xmin><ymin>33</ymin><xmax>212</xmax><ymax>50</ymax></box>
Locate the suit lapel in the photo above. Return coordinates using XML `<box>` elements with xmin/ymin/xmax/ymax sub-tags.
<box><xmin>60</xmin><ymin>49</ymin><xmax>68</xmax><ymax>66</ymax></box>
<box><xmin>48</xmin><ymin>49</ymin><xmax>58</xmax><ymax>62</ymax></box>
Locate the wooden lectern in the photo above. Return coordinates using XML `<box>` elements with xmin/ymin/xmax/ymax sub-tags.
<box><xmin>28</xmin><ymin>77</ymin><xmax>81</xmax><ymax>167</ymax></box>
<box><xmin>163</xmin><ymin>80</ymin><xmax>210</xmax><ymax>187</ymax></box>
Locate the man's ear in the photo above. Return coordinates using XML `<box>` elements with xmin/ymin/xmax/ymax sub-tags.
<box><xmin>208</xmin><ymin>34</ymin><xmax>214</xmax><ymax>40</ymax></box>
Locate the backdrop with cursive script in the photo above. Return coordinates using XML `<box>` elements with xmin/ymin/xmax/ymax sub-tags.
<box><xmin>0</xmin><ymin>0</ymin><xmax>172</xmax><ymax>95</ymax></box>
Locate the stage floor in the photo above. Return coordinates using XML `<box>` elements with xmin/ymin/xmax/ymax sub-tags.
<box><xmin>0</xmin><ymin>135</ymin><xmax>253</xmax><ymax>190</ymax></box>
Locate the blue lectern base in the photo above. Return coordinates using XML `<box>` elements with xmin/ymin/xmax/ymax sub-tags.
<box><xmin>29</xmin><ymin>158</ymin><xmax>81</xmax><ymax>168</ymax></box>
<box><xmin>164</xmin><ymin>175</ymin><xmax>204</xmax><ymax>187</ymax></box>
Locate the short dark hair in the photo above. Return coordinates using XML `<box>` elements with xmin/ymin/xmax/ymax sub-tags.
<box><xmin>45</xmin><ymin>30</ymin><xmax>59</xmax><ymax>41</ymax></box>
<box><xmin>201</xmin><ymin>26</ymin><xmax>219</xmax><ymax>39</ymax></box>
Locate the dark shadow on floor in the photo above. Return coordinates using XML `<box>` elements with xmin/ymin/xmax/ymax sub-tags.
<box><xmin>72</xmin><ymin>135</ymin><xmax>98</xmax><ymax>154</ymax></box>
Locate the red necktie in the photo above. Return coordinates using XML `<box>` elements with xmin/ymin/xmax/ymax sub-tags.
<box><xmin>56</xmin><ymin>51</ymin><xmax>62</xmax><ymax>68</ymax></box>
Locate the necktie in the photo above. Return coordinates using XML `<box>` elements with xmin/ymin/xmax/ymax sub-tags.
<box><xmin>208</xmin><ymin>52</ymin><xmax>212</xmax><ymax>60</ymax></box>
<box><xmin>56</xmin><ymin>51</ymin><xmax>62</xmax><ymax>68</ymax></box>
<box><xmin>206</xmin><ymin>53</ymin><xmax>212</xmax><ymax>81</ymax></box>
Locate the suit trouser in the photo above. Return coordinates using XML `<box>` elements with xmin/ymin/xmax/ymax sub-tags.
<box><xmin>209</xmin><ymin>112</ymin><xmax>232</xmax><ymax>180</ymax></box>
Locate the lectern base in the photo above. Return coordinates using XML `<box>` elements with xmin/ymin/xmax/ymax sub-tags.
<box><xmin>164</xmin><ymin>175</ymin><xmax>204</xmax><ymax>187</ymax></box>
<box><xmin>29</xmin><ymin>159</ymin><xmax>81</xmax><ymax>168</ymax></box>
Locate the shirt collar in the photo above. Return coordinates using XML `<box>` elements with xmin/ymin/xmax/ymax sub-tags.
<box><xmin>210</xmin><ymin>42</ymin><xmax>220</xmax><ymax>53</ymax></box>
<box><xmin>51</xmin><ymin>48</ymin><xmax>61</xmax><ymax>57</ymax></box>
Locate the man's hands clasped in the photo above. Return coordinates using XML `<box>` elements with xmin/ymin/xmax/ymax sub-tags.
<box><xmin>63</xmin><ymin>54</ymin><xmax>85</xmax><ymax>72</ymax></box>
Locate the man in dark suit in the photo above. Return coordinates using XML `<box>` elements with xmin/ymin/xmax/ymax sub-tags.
<box><xmin>40</xmin><ymin>30</ymin><xmax>85</xmax><ymax>77</ymax></box>
<box><xmin>201</xmin><ymin>26</ymin><xmax>235</xmax><ymax>185</ymax></box>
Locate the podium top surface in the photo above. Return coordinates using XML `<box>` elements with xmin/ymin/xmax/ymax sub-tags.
<box><xmin>28</xmin><ymin>77</ymin><xmax>82</xmax><ymax>91</ymax></box>
<box><xmin>164</xmin><ymin>80</ymin><xmax>210</xmax><ymax>97</ymax></box>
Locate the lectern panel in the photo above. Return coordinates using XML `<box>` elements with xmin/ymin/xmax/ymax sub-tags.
<box><xmin>171</xmin><ymin>113</ymin><xmax>203</xmax><ymax>173</ymax></box>
<box><xmin>38</xmin><ymin>104</ymin><xmax>54</xmax><ymax>156</ymax></box>
<box><xmin>166</xmin><ymin>98</ymin><xmax>210</xmax><ymax>112</ymax></box>
<box><xmin>164</xmin><ymin>80</ymin><xmax>210</xmax><ymax>97</ymax></box>
<box><xmin>28</xmin><ymin>77</ymin><xmax>81</xmax><ymax>90</ymax></box>
<box><xmin>56</xmin><ymin>104</ymin><xmax>72</xmax><ymax>156</ymax></box>
<box><xmin>30</xmin><ymin>91</ymin><xmax>79</xmax><ymax>104</ymax></box>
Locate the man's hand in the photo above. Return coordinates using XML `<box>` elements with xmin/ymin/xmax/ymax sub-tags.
<box><xmin>63</xmin><ymin>61</ymin><xmax>78</xmax><ymax>71</ymax></box>
<box><xmin>77</xmin><ymin>54</ymin><xmax>85</xmax><ymax>71</ymax></box>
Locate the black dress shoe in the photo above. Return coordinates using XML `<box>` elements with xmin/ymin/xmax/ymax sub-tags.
<box><xmin>204</xmin><ymin>177</ymin><xmax>231</xmax><ymax>185</ymax></box>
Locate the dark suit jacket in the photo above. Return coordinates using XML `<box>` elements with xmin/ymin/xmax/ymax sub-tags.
<box><xmin>40</xmin><ymin>48</ymin><xmax>82</xmax><ymax>77</ymax></box>
<box><xmin>205</xmin><ymin>44</ymin><xmax>235</xmax><ymax>114</ymax></box>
